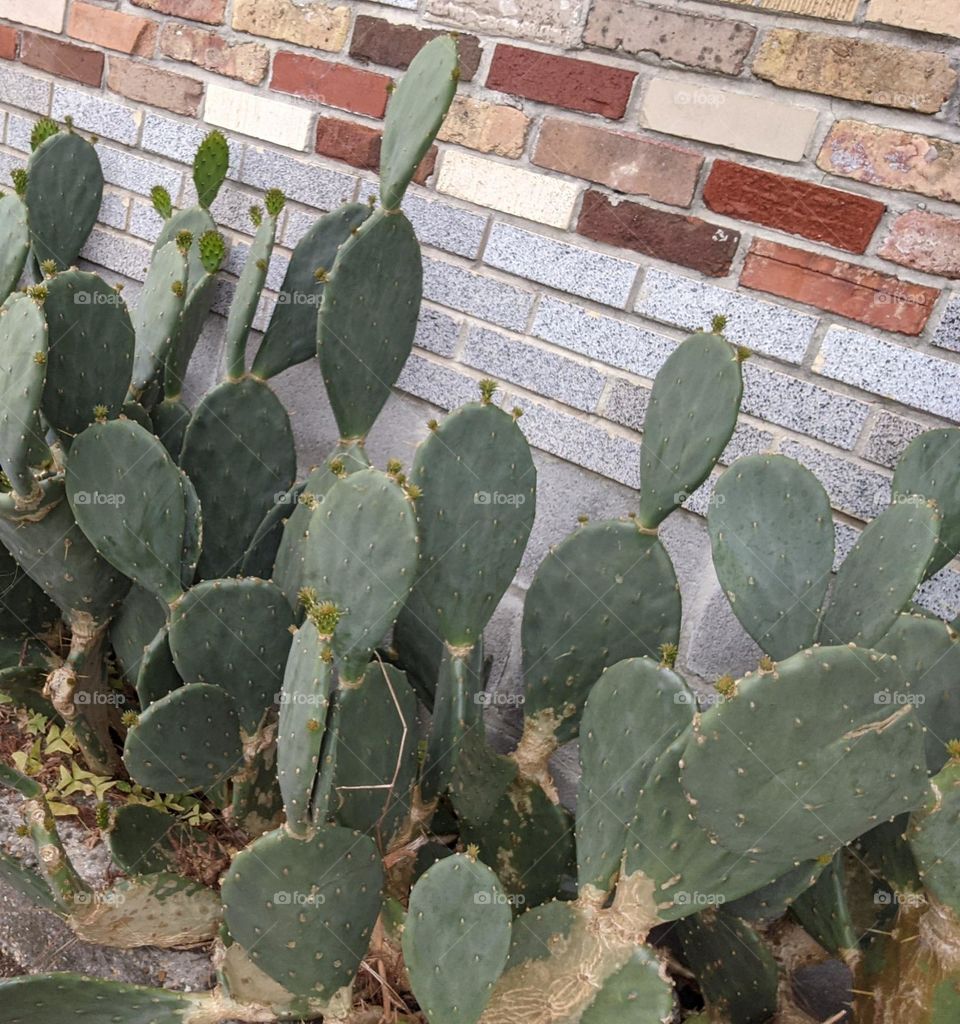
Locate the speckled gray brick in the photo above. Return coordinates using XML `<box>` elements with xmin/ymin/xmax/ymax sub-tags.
<box><xmin>508</xmin><ymin>394</ymin><xmax>642</xmax><ymax>489</ymax></box>
<box><xmin>532</xmin><ymin>296</ymin><xmax>676</xmax><ymax>379</ymax></box>
<box><xmin>834</xmin><ymin>521</ymin><xmax>859</xmax><ymax>567</ymax></box>
<box><xmin>918</xmin><ymin>567</ymin><xmax>960</xmax><ymax>621</ymax></box>
<box><xmin>415</xmin><ymin>306</ymin><xmax>461</xmax><ymax>357</ymax></box>
<box><xmin>359</xmin><ymin>180</ymin><xmax>486</xmax><ymax>259</ymax></box>
<box><xmin>280</xmin><ymin>206</ymin><xmax>318</xmax><ymax>248</ymax></box>
<box><xmin>98</xmin><ymin>191</ymin><xmax>129</xmax><ymax>231</ymax></box>
<box><xmin>723</xmin><ymin>422</ymin><xmax>774</xmax><ymax>463</ymax></box>
<box><xmin>464</xmin><ymin>326</ymin><xmax>605</xmax><ymax>413</ymax></box>
<box><xmin>484</xmin><ymin>222</ymin><xmax>637</xmax><ymax>308</ymax></box>
<box><xmin>52</xmin><ymin>86</ymin><xmax>140</xmax><ymax>146</ymax></box>
<box><xmin>603</xmin><ymin>378</ymin><xmax>650</xmax><ymax>432</ymax></box>
<box><xmin>780</xmin><ymin>440</ymin><xmax>891</xmax><ymax>522</ymax></box>
<box><xmin>6</xmin><ymin>114</ymin><xmax>31</xmax><ymax>153</ymax></box>
<box><xmin>932</xmin><ymin>294</ymin><xmax>960</xmax><ymax>354</ymax></box>
<box><xmin>241</xmin><ymin>147</ymin><xmax>355</xmax><ymax>212</ymax></box>
<box><xmin>742</xmin><ymin>363</ymin><xmax>869</xmax><ymax>450</ymax></box>
<box><xmin>96</xmin><ymin>145</ymin><xmax>182</xmax><ymax>200</ymax></box>
<box><xmin>223</xmin><ymin>239</ymin><xmax>288</xmax><ymax>293</ymax></box>
<box><xmin>683</xmin><ymin>586</ymin><xmax>763</xmax><ymax>683</ymax></box>
<box><xmin>862</xmin><ymin>410</ymin><xmax>928</xmax><ymax>469</ymax></box>
<box><xmin>422</xmin><ymin>257</ymin><xmax>533</xmax><ymax>331</ymax></box>
<box><xmin>818</xmin><ymin>327</ymin><xmax>960</xmax><ymax>422</ymax></box>
<box><xmin>203</xmin><ymin>183</ymin><xmax>265</xmax><ymax>236</ymax></box>
<box><xmin>141</xmin><ymin>113</ymin><xmax>243</xmax><ymax>177</ymax></box>
<box><xmin>396</xmin><ymin>353</ymin><xmax>482</xmax><ymax>410</ymax></box>
<box><xmin>0</xmin><ymin>67</ymin><xmax>51</xmax><ymax>115</ymax></box>
<box><xmin>80</xmin><ymin>228</ymin><xmax>151</xmax><ymax>282</ymax></box>
<box><xmin>0</xmin><ymin>152</ymin><xmax>23</xmax><ymax>186</ymax></box>
<box><xmin>129</xmin><ymin>199</ymin><xmax>164</xmax><ymax>244</ymax></box>
<box><xmin>637</xmin><ymin>268</ymin><xmax>817</xmax><ymax>364</ymax></box>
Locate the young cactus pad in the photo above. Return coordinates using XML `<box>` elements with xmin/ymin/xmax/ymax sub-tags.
<box><xmin>0</xmin><ymin>193</ymin><xmax>29</xmax><ymax>303</ymax></box>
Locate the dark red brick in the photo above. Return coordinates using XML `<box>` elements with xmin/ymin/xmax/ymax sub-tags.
<box><xmin>486</xmin><ymin>44</ymin><xmax>635</xmax><ymax>119</ymax></box>
<box><xmin>350</xmin><ymin>16</ymin><xmax>481</xmax><ymax>81</ymax></box>
<box><xmin>0</xmin><ymin>26</ymin><xmax>18</xmax><ymax>61</ymax></box>
<box><xmin>20</xmin><ymin>32</ymin><xmax>103</xmax><ymax>86</ymax></box>
<box><xmin>703</xmin><ymin>160</ymin><xmax>885</xmax><ymax>255</ymax></box>
<box><xmin>577</xmin><ymin>190</ymin><xmax>740</xmax><ymax>277</ymax></box>
<box><xmin>315</xmin><ymin>115</ymin><xmax>435</xmax><ymax>182</ymax></box>
<box><xmin>272</xmin><ymin>52</ymin><xmax>392</xmax><ymax>118</ymax></box>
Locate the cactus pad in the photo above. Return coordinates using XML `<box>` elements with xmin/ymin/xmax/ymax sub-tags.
<box><xmin>241</xmin><ymin>481</ymin><xmax>306</xmax><ymax>579</ymax></box>
<box><xmin>123</xmin><ymin>682</ymin><xmax>243</xmax><ymax>794</ymax></box>
<box><xmin>637</xmin><ymin>331</ymin><xmax>743</xmax><ymax>529</ymax></box>
<box><xmin>908</xmin><ymin>758</ymin><xmax>960</xmax><ymax>913</ymax></box>
<box><xmin>0</xmin><ymin>193</ymin><xmax>29</xmax><ymax>303</ymax></box>
<box><xmin>709</xmin><ymin>454</ymin><xmax>834</xmax><ymax>660</ymax></box>
<box><xmin>135</xmin><ymin>626</ymin><xmax>183</xmax><ymax>708</ymax></box>
<box><xmin>221</xmin><ymin>824</ymin><xmax>383</xmax><ymax>999</ymax></box>
<box><xmin>168</xmin><ymin>577</ymin><xmax>294</xmax><ymax>735</ymax></box>
<box><xmin>110</xmin><ymin>584</ymin><xmax>166</xmax><ymax>684</ymax></box>
<box><xmin>67</xmin><ymin>419</ymin><xmax>186</xmax><ymax>604</ymax></box>
<box><xmin>317</xmin><ymin>207</ymin><xmax>421</xmax><ymax>439</ymax></box>
<box><xmin>580</xmin><ymin>947</ymin><xmax>674</xmax><ymax>1023</ymax></box>
<box><xmin>107</xmin><ymin>804</ymin><xmax>183</xmax><ymax>875</ymax></box>
<box><xmin>129</xmin><ymin>240</ymin><xmax>187</xmax><ymax>397</ymax></box>
<box><xmin>151</xmin><ymin>397</ymin><xmax>191</xmax><ymax>461</ymax></box>
<box><xmin>403</xmin><ymin>854</ymin><xmax>512</xmax><ymax>1024</ymax></box>
<box><xmin>192</xmin><ymin>129</ymin><xmax>229</xmax><ymax>210</ymax></box>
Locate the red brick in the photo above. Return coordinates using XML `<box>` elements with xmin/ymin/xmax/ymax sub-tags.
<box><xmin>413</xmin><ymin>145</ymin><xmax>437</xmax><ymax>186</ymax></box>
<box><xmin>534</xmin><ymin>117</ymin><xmax>701</xmax><ymax>207</ymax></box>
<box><xmin>577</xmin><ymin>190</ymin><xmax>740</xmax><ymax>277</ymax></box>
<box><xmin>350</xmin><ymin>16</ymin><xmax>481</xmax><ymax>81</ymax></box>
<box><xmin>486</xmin><ymin>44</ymin><xmax>635</xmax><ymax>119</ymax></box>
<box><xmin>271</xmin><ymin>52</ymin><xmax>391</xmax><ymax>118</ymax></box>
<box><xmin>131</xmin><ymin>0</ymin><xmax>225</xmax><ymax>25</ymax></box>
<box><xmin>159</xmin><ymin>23</ymin><xmax>268</xmax><ymax>84</ymax></box>
<box><xmin>20</xmin><ymin>32</ymin><xmax>103</xmax><ymax>86</ymax></box>
<box><xmin>315</xmin><ymin>115</ymin><xmax>436</xmax><ymax>182</ymax></box>
<box><xmin>108</xmin><ymin>57</ymin><xmax>203</xmax><ymax>116</ymax></box>
<box><xmin>741</xmin><ymin>239</ymin><xmax>938</xmax><ymax>335</ymax></box>
<box><xmin>0</xmin><ymin>25</ymin><xmax>18</xmax><ymax>60</ymax></box>
<box><xmin>878</xmin><ymin>211</ymin><xmax>960</xmax><ymax>280</ymax></box>
<box><xmin>703</xmin><ymin>160</ymin><xmax>885</xmax><ymax>254</ymax></box>
<box><xmin>68</xmin><ymin>3</ymin><xmax>157</xmax><ymax>56</ymax></box>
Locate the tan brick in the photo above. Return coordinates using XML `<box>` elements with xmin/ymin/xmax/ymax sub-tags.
<box><xmin>424</xmin><ymin>0</ymin><xmax>588</xmax><ymax>47</ymax></box>
<box><xmin>867</xmin><ymin>0</ymin><xmax>960</xmax><ymax>38</ymax></box>
<box><xmin>131</xmin><ymin>0</ymin><xmax>225</xmax><ymax>24</ymax></box>
<box><xmin>205</xmin><ymin>82</ymin><xmax>312</xmax><ymax>150</ymax></box>
<box><xmin>108</xmin><ymin>57</ymin><xmax>203</xmax><ymax>116</ymax></box>
<box><xmin>584</xmin><ymin>0</ymin><xmax>756</xmax><ymax>76</ymax></box>
<box><xmin>818</xmin><ymin>120</ymin><xmax>960</xmax><ymax>204</ymax></box>
<box><xmin>232</xmin><ymin>0</ymin><xmax>349</xmax><ymax>53</ymax></box>
<box><xmin>640</xmin><ymin>77</ymin><xmax>818</xmax><ymax>163</ymax></box>
<box><xmin>437</xmin><ymin>97</ymin><xmax>529</xmax><ymax>158</ymax></box>
<box><xmin>759</xmin><ymin>0</ymin><xmax>857</xmax><ymax>18</ymax></box>
<box><xmin>753</xmin><ymin>29</ymin><xmax>956</xmax><ymax>114</ymax></box>
<box><xmin>159</xmin><ymin>23</ymin><xmax>268</xmax><ymax>84</ymax></box>
<box><xmin>879</xmin><ymin>211</ymin><xmax>960</xmax><ymax>279</ymax></box>
<box><xmin>68</xmin><ymin>3</ymin><xmax>157</xmax><ymax>55</ymax></box>
<box><xmin>0</xmin><ymin>0</ymin><xmax>65</xmax><ymax>32</ymax></box>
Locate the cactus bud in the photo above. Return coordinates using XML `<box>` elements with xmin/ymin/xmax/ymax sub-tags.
<box><xmin>63</xmin><ymin>115</ymin><xmax>74</xmax><ymax>131</ymax></box>
<box><xmin>250</xmin><ymin>205</ymin><xmax>263</xmax><ymax>228</ymax></box>
<box><xmin>306</xmin><ymin>719</ymin><xmax>321</xmax><ymax>732</ymax></box>
<box><xmin>758</xmin><ymin>654</ymin><xmax>775</xmax><ymax>672</ymax></box>
<box><xmin>386</xmin><ymin>458</ymin><xmax>403</xmax><ymax>476</ymax></box>
<box><xmin>171</xmin><ymin>280</ymin><xmax>185</xmax><ymax>297</ymax></box>
<box><xmin>386</xmin><ymin>82</ymin><xmax>396</xmax><ymax>95</ymax></box>
<box><xmin>451</xmin><ymin>66</ymin><xmax>461</xmax><ymax>82</ymax></box>
<box><xmin>320</xmin><ymin>647</ymin><xmax>334</xmax><ymax>663</ymax></box>
<box><xmin>478</xmin><ymin>379</ymin><xmax>497</xmax><ymax>404</ymax></box>
<box><xmin>298</xmin><ymin>492</ymin><xmax>319</xmax><ymax>511</ymax></box>
<box><xmin>314</xmin><ymin>267</ymin><xmax>329</xmax><ymax>283</ymax></box>
<box><xmin>577</xmin><ymin>514</ymin><xmax>589</xmax><ymax>525</ymax></box>
<box><xmin>15</xmin><ymin>823</ymin><xmax>29</xmax><ymax>838</ymax></box>
<box><xmin>659</xmin><ymin>642</ymin><xmax>679</xmax><ymax>669</ymax></box>
<box><xmin>11</xmin><ymin>168</ymin><xmax>27</xmax><ymax>199</ymax></box>
<box><xmin>40</xmin><ymin>259</ymin><xmax>57</xmax><ymax>277</ymax></box>
<box><xmin>714</xmin><ymin>674</ymin><xmax>736</xmax><ymax>697</ymax></box>
<box><xmin>93</xmin><ymin>404</ymin><xmax>109</xmax><ymax>423</ymax></box>
<box><xmin>30</xmin><ymin>117</ymin><xmax>59</xmax><ymax>152</ymax></box>
<box><xmin>405</xmin><ymin>483</ymin><xmax>422</xmax><ymax>501</ymax></box>
<box><xmin>151</xmin><ymin>185</ymin><xmax>173</xmax><ymax>220</ymax></box>
<box><xmin>735</xmin><ymin>345</ymin><xmax>752</xmax><ymax>363</ymax></box>
<box><xmin>33</xmin><ymin>351</ymin><xmax>46</xmax><ymax>365</ymax></box>
<box><xmin>367</xmin><ymin>193</ymin><xmax>377</xmax><ymax>208</ymax></box>
<box><xmin>427</xmin><ymin>418</ymin><xmax>438</xmax><ymax>431</ymax></box>
<box><xmin>198</xmin><ymin>230</ymin><xmax>226</xmax><ymax>274</ymax></box>
<box><xmin>711</xmin><ymin>313</ymin><xmax>728</xmax><ymax>334</ymax></box>
<box><xmin>329</xmin><ymin>458</ymin><xmax>347</xmax><ymax>479</ymax></box>
<box><xmin>26</xmin><ymin>284</ymin><xmax>47</xmax><ymax>303</ymax></box>
<box><xmin>300</xmin><ymin>588</ymin><xmax>341</xmax><ymax>636</ymax></box>
<box><xmin>511</xmin><ymin>406</ymin><xmax>523</xmax><ymax>420</ymax></box>
<box><xmin>121</xmin><ymin>710</ymin><xmax>139</xmax><ymax>728</ymax></box>
<box><xmin>948</xmin><ymin>739</ymin><xmax>960</xmax><ymax>762</ymax></box>
<box><xmin>264</xmin><ymin>188</ymin><xmax>285</xmax><ymax>217</ymax></box>
<box><xmin>114</xmin><ymin>282</ymin><xmax>125</xmax><ymax>293</ymax></box>
<box><xmin>175</xmin><ymin>230</ymin><xmax>193</xmax><ymax>255</ymax></box>
<box><xmin>465</xmin><ymin>842</ymin><xmax>480</xmax><ymax>861</ymax></box>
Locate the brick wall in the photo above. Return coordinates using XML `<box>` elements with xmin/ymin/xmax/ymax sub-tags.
<box><xmin>1</xmin><ymin>0</ymin><xmax>959</xmax><ymax>691</ymax></box>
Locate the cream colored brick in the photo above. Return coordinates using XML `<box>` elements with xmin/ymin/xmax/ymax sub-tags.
<box><xmin>232</xmin><ymin>0</ymin><xmax>349</xmax><ymax>52</ymax></box>
<box><xmin>0</xmin><ymin>0</ymin><xmax>65</xmax><ymax>31</ymax></box>
<box><xmin>867</xmin><ymin>0</ymin><xmax>960</xmax><ymax>37</ymax></box>
<box><xmin>759</xmin><ymin>0</ymin><xmax>857</xmax><ymax>18</ymax></box>
<box><xmin>204</xmin><ymin>84</ymin><xmax>312</xmax><ymax>151</ymax></box>
<box><xmin>438</xmin><ymin>97</ymin><xmax>530</xmax><ymax>158</ymax></box>
<box><xmin>640</xmin><ymin>77</ymin><xmax>818</xmax><ymax>162</ymax></box>
<box><xmin>424</xmin><ymin>0</ymin><xmax>588</xmax><ymax>46</ymax></box>
<box><xmin>437</xmin><ymin>150</ymin><xmax>580</xmax><ymax>229</ymax></box>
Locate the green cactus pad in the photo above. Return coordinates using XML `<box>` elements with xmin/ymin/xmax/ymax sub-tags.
<box><xmin>252</xmin><ymin>203</ymin><xmax>371</xmax><ymax>380</ymax></box>
<box><xmin>504</xmin><ymin>899</ymin><xmax>576</xmax><ymax>970</ymax></box>
<box><xmin>856</xmin><ymin>815</ymin><xmax>919</xmax><ymax>895</ymax></box>
<box><xmin>893</xmin><ymin>428</ymin><xmax>960</xmax><ymax>580</ymax></box>
<box><xmin>241</xmin><ymin>481</ymin><xmax>306</xmax><ymax>579</ymax></box>
<box><xmin>789</xmin><ymin>852</ymin><xmax>859</xmax><ymax>960</ymax></box>
<box><xmin>681</xmin><ymin>646</ymin><xmax>929</xmax><ymax>868</ymax></box>
<box><xmin>120</xmin><ymin>399</ymin><xmax>153</xmax><ymax>431</ymax></box>
<box><xmin>123</xmin><ymin>682</ymin><xmax>243</xmax><ymax>794</ymax></box>
<box><xmin>724</xmin><ymin>860</ymin><xmax>823</xmax><ymax>924</ymax></box>
<box><xmin>0</xmin><ymin>479</ymin><xmax>131</xmax><ymax>623</ymax></box>
<box><xmin>0</xmin><ymin>545</ymin><xmax>58</xmax><ymax>637</ymax></box>
<box><xmin>155</xmin><ymin>206</ymin><xmax>218</xmax><ymax>304</ymax></box>
<box><xmin>135</xmin><ymin>626</ymin><xmax>182</xmax><ymax>708</ymax></box>
<box><xmin>110</xmin><ymin>584</ymin><xmax>166</xmax><ymax>684</ymax></box>
<box><xmin>709</xmin><ymin>454</ymin><xmax>834</xmax><ymax>660</ymax></box>
<box><xmin>676</xmin><ymin>909</ymin><xmax>779</xmax><ymax>1024</ymax></box>
<box><xmin>41</xmin><ymin>270</ymin><xmax>134</xmax><ymax>445</ymax></box>
<box><xmin>314</xmin><ymin>662</ymin><xmax>418</xmax><ymax>843</ymax></box>
<box><xmin>0</xmin><ymin>848</ymin><xmax>61</xmax><ymax>914</ymax></box>
<box><xmin>180</xmin><ymin>377</ymin><xmax>296</xmax><ymax>580</ymax></box>
<box><xmin>163</xmin><ymin>274</ymin><xmax>218</xmax><ymax>405</ymax></box>
<box><xmin>193</xmin><ymin>129</ymin><xmax>229</xmax><ymax>210</ymax></box>
<box><xmin>637</xmin><ymin>331</ymin><xmax>743</xmax><ymax>530</ymax></box>
<box><xmin>317</xmin><ymin>207</ymin><xmax>421</xmax><ymax>439</ymax></box>
<box><xmin>179</xmin><ymin>470</ymin><xmax>202</xmax><ymax>588</ymax></box>
<box><xmin>273</xmin><ymin>442</ymin><xmax>370</xmax><ymax>607</ymax></box>
<box><xmin>277</xmin><ymin>618</ymin><xmax>334</xmax><ymax>834</ymax></box>
<box><xmin>820</xmin><ymin>500</ymin><xmax>940</xmax><ymax>647</ymax></box>
<box><xmin>421</xmin><ymin>644</ymin><xmax>484</xmax><ymax>802</ymax></box>
<box><xmin>450</xmin><ymin>730</ymin><xmax>518</xmax><ymax>826</ymax></box>
<box><xmin>403</xmin><ymin>854</ymin><xmax>511</xmax><ymax>1024</ymax></box>
<box><xmin>168</xmin><ymin>577</ymin><xmax>294</xmax><ymax>735</ymax></box>
<box><xmin>521</xmin><ymin>519</ymin><xmax>681</xmax><ymax>745</ymax></box>
<box><xmin>129</xmin><ymin>240</ymin><xmax>187</xmax><ymax>398</ymax></box>
<box><xmin>580</xmin><ymin>947</ymin><xmax>674</xmax><ymax>1024</ymax></box>
<box><xmin>151</xmin><ymin>397</ymin><xmax>191</xmax><ymax>461</ymax></box>
<box><xmin>577</xmin><ymin>657</ymin><xmax>693</xmax><ymax>894</ymax></box>
<box><xmin>380</xmin><ymin>35</ymin><xmax>458</xmax><ymax>210</ymax></box>
<box><xmin>221</xmin><ymin>824</ymin><xmax>383</xmax><ymax>999</ymax></box>
<box><xmin>0</xmin><ymin>193</ymin><xmax>29</xmax><ymax>303</ymax></box>
<box><xmin>67</xmin><ymin>419</ymin><xmax>186</xmax><ymax>603</ymax></box>
<box><xmin>26</xmin><ymin>131</ymin><xmax>103</xmax><ymax>270</ymax></box>
<box><xmin>0</xmin><ymin>292</ymin><xmax>49</xmax><ymax>495</ymax></box>
<box><xmin>878</xmin><ymin>614</ymin><xmax>960</xmax><ymax>773</ymax></box>
<box><xmin>300</xmin><ymin>467</ymin><xmax>417</xmax><ymax>679</ymax></box>
<box><xmin>907</xmin><ymin>758</ymin><xmax>960</xmax><ymax>914</ymax></box>
<box><xmin>107</xmin><ymin>803</ymin><xmax>182</xmax><ymax>875</ymax></box>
